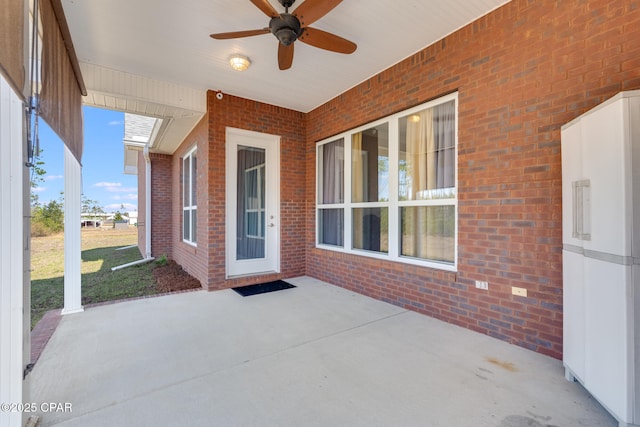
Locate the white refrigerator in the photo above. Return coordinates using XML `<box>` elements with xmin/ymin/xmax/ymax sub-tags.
<box><xmin>561</xmin><ymin>90</ymin><xmax>640</xmax><ymax>427</ymax></box>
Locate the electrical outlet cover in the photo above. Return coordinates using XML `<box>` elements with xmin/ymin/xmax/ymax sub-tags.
<box><xmin>512</xmin><ymin>287</ymin><xmax>527</xmax><ymax>297</ymax></box>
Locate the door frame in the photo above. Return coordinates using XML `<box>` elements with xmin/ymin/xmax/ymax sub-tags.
<box><xmin>225</xmin><ymin>127</ymin><xmax>280</xmax><ymax>278</ymax></box>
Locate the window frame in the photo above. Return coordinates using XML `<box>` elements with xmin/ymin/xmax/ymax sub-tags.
<box><xmin>315</xmin><ymin>92</ymin><xmax>458</xmax><ymax>271</ymax></box>
<box><xmin>182</xmin><ymin>146</ymin><xmax>197</xmax><ymax>246</ymax></box>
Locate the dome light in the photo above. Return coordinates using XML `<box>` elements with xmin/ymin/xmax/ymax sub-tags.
<box><xmin>229</xmin><ymin>54</ymin><xmax>251</xmax><ymax>71</ymax></box>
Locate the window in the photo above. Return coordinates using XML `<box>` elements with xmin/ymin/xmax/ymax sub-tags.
<box><xmin>183</xmin><ymin>147</ymin><xmax>197</xmax><ymax>244</ymax></box>
<box><xmin>316</xmin><ymin>93</ymin><xmax>457</xmax><ymax>270</ymax></box>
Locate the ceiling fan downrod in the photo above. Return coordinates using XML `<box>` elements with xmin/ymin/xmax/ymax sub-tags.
<box><xmin>278</xmin><ymin>0</ymin><xmax>295</xmax><ymax>9</ymax></box>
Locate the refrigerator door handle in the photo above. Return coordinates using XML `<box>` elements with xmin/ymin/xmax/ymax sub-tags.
<box><xmin>572</xmin><ymin>179</ymin><xmax>591</xmax><ymax>241</ymax></box>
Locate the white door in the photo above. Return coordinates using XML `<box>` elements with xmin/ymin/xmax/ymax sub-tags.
<box><xmin>226</xmin><ymin>128</ymin><xmax>280</xmax><ymax>277</ymax></box>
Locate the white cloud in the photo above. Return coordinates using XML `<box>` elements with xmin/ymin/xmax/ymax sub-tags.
<box><xmin>32</xmin><ymin>186</ymin><xmax>46</xmax><ymax>193</ymax></box>
<box><xmin>94</xmin><ymin>181</ymin><xmax>121</xmax><ymax>188</ymax></box>
<box><xmin>105</xmin><ymin>203</ymin><xmax>136</xmax><ymax>212</ymax></box>
<box><xmin>94</xmin><ymin>182</ymin><xmax>137</xmax><ymax>193</ymax></box>
<box><xmin>108</xmin><ymin>120</ymin><xmax>123</xmax><ymax>126</ymax></box>
<box><xmin>45</xmin><ymin>174</ymin><xmax>63</xmax><ymax>181</ymax></box>
<box><xmin>111</xmin><ymin>195</ymin><xmax>137</xmax><ymax>201</ymax></box>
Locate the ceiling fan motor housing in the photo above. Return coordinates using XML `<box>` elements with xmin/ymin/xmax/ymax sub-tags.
<box><xmin>269</xmin><ymin>14</ymin><xmax>302</xmax><ymax>46</ymax></box>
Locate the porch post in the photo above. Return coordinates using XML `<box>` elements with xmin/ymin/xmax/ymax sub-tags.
<box><xmin>144</xmin><ymin>145</ymin><xmax>152</xmax><ymax>259</ymax></box>
<box><xmin>0</xmin><ymin>75</ymin><xmax>26</xmax><ymax>427</ymax></box>
<box><xmin>62</xmin><ymin>144</ymin><xmax>83</xmax><ymax>315</ymax></box>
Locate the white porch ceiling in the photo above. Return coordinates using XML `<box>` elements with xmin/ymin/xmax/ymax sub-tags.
<box><xmin>62</xmin><ymin>0</ymin><xmax>510</xmax><ymax>153</ymax></box>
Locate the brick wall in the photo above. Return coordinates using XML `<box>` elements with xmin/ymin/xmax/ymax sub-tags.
<box><xmin>305</xmin><ymin>0</ymin><xmax>640</xmax><ymax>359</ymax></box>
<box><xmin>206</xmin><ymin>91</ymin><xmax>306</xmax><ymax>290</ymax></box>
<box><xmin>149</xmin><ymin>0</ymin><xmax>639</xmax><ymax>358</ymax></box>
<box><xmin>149</xmin><ymin>153</ymin><xmax>173</xmax><ymax>259</ymax></box>
<box><xmin>137</xmin><ymin>151</ymin><xmax>147</xmax><ymax>258</ymax></box>
<box><xmin>170</xmin><ymin>115</ymin><xmax>209</xmax><ymax>287</ymax></box>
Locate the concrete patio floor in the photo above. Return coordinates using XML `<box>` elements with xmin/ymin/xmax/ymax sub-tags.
<box><xmin>30</xmin><ymin>276</ymin><xmax>616</xmax><ymax>427</ymax></box>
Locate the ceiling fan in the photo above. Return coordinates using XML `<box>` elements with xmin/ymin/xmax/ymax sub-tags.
<box><xmin>210</xmin><ymin>0</ymin><xmax>357</xmax><ymax>70</ymax></box>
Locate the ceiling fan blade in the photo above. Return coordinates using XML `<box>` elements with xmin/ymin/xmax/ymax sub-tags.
<box><xmin>298</xmin><ymin>27</ymin><xmax>356</xmax><ymax>54</ymax></box>
<box><xmin>278</xmin><ymin>42</ymin><xmax>294</xmax><ymax>70</ymax></box>
<box><xmin>250</xmin><ymin>0</ymin><xmax>279</xmax><ymax>18</ymax></box>
<box><xmin>210</xmin><ymin>28</ymin><xmax>270</xmax><ymax>39</ymax></box>
<box><xmin>293</xmin><ymin>0</ymin><xmax>342</xmax><ymax>26</ymax></box>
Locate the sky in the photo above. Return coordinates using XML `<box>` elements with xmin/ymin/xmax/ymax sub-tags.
<box><xmin>32</xmin><ymin>106</ymin><xmax>138</xmax><ymax>213</ymax></box>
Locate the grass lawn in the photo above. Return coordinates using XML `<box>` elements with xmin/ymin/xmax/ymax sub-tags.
<box><xmin>30</xmin><ymin>227</ymin><xmax>159</xmax><ymax>329</ymax></box>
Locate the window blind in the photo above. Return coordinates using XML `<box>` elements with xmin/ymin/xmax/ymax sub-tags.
<box><xmin>0</xmin><ymin>0</ymin><xmax>25</xmax><ymax>99</ymax></box>
<box><xmin>39</xmin><ymin>0</ymin><xmax>86</xmax><ymax>164</ymax></box>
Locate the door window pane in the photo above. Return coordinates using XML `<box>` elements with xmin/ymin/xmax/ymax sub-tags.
<box><xmin>244</xmin><ymin>165</ymin><xmax>265</xmax><ymax>239</ymax></box>
<box><xmin>237</xmin><ymin>146</ymin><xmax>266</xmax><ymax>260</ymax></box>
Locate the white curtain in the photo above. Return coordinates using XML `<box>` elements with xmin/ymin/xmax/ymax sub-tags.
<box><xmin>406</xmin><ymin>108</ymin><xmax>434</xmax><ymax>199</ymax></box>
<box><xmin>405</xmin><ymin>109</ymin><xmax>432</xmax><ymax>257</ymax></box>
<box><xmin>321</xmin><ymin>140</ymin><xmax>344</xmax><ymax>204</ymax></box>
<box><xmin>435</xmin><ymin>101</ymin><xmax>455</xmax><ymax>189</ymax></box>
<box><xmin>352</xmin><ymin>132</ymin><xmax>363</xmax><ymax>248</ymax></box>
<box><xmin>402</xmin><ymin>101</ymin><xmax>455</xmax><ymax>261</ymax></box>
<box><xmin>319</xmin><ymin>140</ymin><xmax>343</xmax><ymax>246</ymax></box>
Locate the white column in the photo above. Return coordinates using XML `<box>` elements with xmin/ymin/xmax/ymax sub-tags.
<box><xmin>144</xmin><ymin>145</ymin><xmax>152</xmax><ymax>259</ymax></box>
<box><xmin>62</xmin><ymin>145</ymin><xmax>83</xmax><ymax>315</ymax></box>
<box><xmin>0</xmin><ymin>76</ymin><xmax>26</xmax><ymax>427</ymax></box>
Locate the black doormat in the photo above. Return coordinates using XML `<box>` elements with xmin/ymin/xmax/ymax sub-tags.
<box><xmin>232</xmin><ymin>280</ymin><xmax>296</xmax><ymax>297</ymax></box>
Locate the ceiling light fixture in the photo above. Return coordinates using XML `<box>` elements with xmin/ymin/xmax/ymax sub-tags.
<box><xmin>228</xmin><ymin>54</ymin><xmax>251</xmax><ymax>71</ymax></box>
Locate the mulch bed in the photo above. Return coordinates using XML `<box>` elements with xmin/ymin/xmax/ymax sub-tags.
<box><xmin>152</xmin><ymin>260</ymin><xmax>202</xmax><ymax>293</ymax></box>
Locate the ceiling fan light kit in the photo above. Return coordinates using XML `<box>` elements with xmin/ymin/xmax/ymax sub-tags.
<box><xmin>229</xmin><ymin>54</ymin><xmax>251</xmax><ymax>71</ymax></box>
<box><xmin>210</xmin><ymin>0</ymin><xmax>357</xmax><ymax>70</ymax></box>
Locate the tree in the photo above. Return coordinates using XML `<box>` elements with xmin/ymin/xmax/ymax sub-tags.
<box><xmin>31</xmin><ymin>195</ymin><xmax>64</xmax><ymax>235</ymax></box>
<box><xmin>30</xmin><ymin>151</ymin><xmax>47</xmax><ymax>207</ymax></box>
<box><xmin>82</xmin><ymin>196</ymin><xmax>105</xmax><ymax>217</ymax></box>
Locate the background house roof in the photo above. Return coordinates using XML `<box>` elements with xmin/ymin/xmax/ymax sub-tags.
<box><xmin>122</xmin><ymin>113</ymin><xmax>162</xmax><ymax>174</ymax></box>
